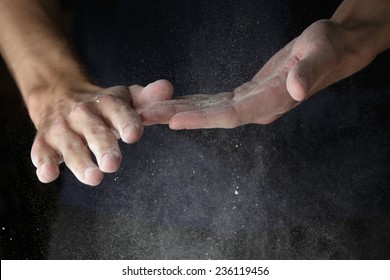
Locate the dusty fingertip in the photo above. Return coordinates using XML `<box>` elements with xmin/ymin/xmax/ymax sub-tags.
<box><xmin>156</xmin><ymin>79</ymin><xmax>173</xmax><ymax>90</ymax></box>
<box><xmin>287</xmin><ymin>71</ymin><xmax>308</xmax><ymax>101</ymax></box>
<box><xmin>36</xmin><ymin>162</ymin><xmax>59</xmax><ymax>183</ymax></box>
<box><xmin>99</xmin><ymin>150</ymin><xmax>122</xmax><ymax>173</ymax></box>
<box><xmin>144</xmin><ymin>79</ymin><xmax>174</xmax><ymax>100</ymax></box>
<box><xmin>122</xmin><ymin>124</ymin><xmax>143</xmax><ymax>144</ymax></box>
<box><xmin>84</xmin><ymin>167</ymin><xmax>104</xmax><ymax>186</ymax></box>
<box><xmin>169</xmin><ymin>116</ymin><xmax>186</xmax><ymax>130</ymax></box>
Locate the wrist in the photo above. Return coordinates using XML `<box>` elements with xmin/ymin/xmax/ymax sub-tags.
<box><xmin>331</xmin><ymin>0</ymin><xmax>390</xmax><ymax>62</ymax></box>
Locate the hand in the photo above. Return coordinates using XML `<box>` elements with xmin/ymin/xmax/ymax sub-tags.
<box><xmin>30</xmin><ymin>80</ymin><xmax>173</xmax><ymax>186</ymax></box>
<box><xmin>141</xmin><ymin>20</ymin><xmax>375</xmax><ymax>129</ymax></box>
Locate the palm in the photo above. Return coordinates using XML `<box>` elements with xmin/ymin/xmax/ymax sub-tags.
<box><xmin>142</xmin><ymin>19</ymin><xmax>362</xmax><ymax>129</ymax></box>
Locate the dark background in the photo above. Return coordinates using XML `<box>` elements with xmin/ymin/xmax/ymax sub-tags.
<box><xmin>1</xmin><ymin>0</ymin><xmax>390</xmax><ymax>259</ymax></box>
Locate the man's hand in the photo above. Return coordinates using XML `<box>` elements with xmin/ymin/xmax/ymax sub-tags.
<box><xmin>30</xmin><ymin>80</ymin><xmax>173</xmax><ymax>186</ymax></box>
<box><xmin>141</xmin><ymin>18</ymin><xmax>387</xmax><ymax>129</ymax></box>
<box><xmin>0</xmin><ymin>0</ymin><xmax>174</xmax><ymax>186</ymax></box>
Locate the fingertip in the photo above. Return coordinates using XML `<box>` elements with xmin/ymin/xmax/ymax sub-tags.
<box><xmin>169</xmin><ymin>113</ymin><xmax>191</xmax><ymax>130</ymax></box>
<box><xmin>155</xmin><ymin>79</ymin><xmax>174</xmax><ymax>98</ymax></box>
<box><xmin>287</xmin><ymin>66</ymin><xmax>309</xmax><ymax>101</ymax></box>
<box><xmin>122</xmin><ymin>124</ymin><xmax>143</xmax><ymax>144</ymax></box>
<box><xmin>143</xmin><ymin>79</ymin><xmax>174</xmax><ymax>101</ymax></box>
<box><xmin>84</xmin><ymin>167</ymin><xmax>104</xmax><ymax>186</ymax></box>
<box><xmin>36</xmin><ymin>162</ymin><xmax>60</xmax><ymax>184</ymax></box>
<box><xmin>168</xmin><ymin>121</ymin><xmax>181</xmax><ymax>130</ymax></box>
<box><xmin>99</xmin><ymin>150</ymin><xmax>122</xmax><ymax>173</ymax></box>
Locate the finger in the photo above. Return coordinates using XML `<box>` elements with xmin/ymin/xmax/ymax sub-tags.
<box><xmin>141</xmin><ymin>92</ymin><xmax>233</xmax><ymax>125</ymax></box>
<box><xmin>169</xmin><ymin>100</ymin><xmax>241</xmax><ymax>129</ymax></box>
<box><xmin>287</xmin><ymin>37</ymin><xmax>339</xmax><ymax>101</ymax></box>
<box><xmin>46</xmin><ymin>119</ymin><xmax>103</xmax><ymax>186</ymax></box>
<box><xmin>69</xmin><ymin>102</ymin><xmax>122</xmax><ymax>173</ymax></box>
<box><xmin>31</xmin><ymin>135</ymin><xmax>60</xmax><ymax>183</ymax></box>
<box><xmin>96</xmin><ymin>93</ymin><xmax>143</xmax><ymax>144</ymax></box>
<box><xmin>254</xmin><ymin>113</ymin><xmax>282</xmax><ymax>125</ymax></box>
<box><xmin>130</xmin><ymin>79</ymin><xmax>174</xmax><ymax>112</ymax></box>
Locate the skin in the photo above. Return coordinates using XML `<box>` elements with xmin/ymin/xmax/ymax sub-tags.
<box><xmin>0</xmin><ymin>0</ymin><xmax>173</xmax><ymax>186</ymax></box>
<box><xmin>29</xmin><ymin>81</ymin><xmax>173</xmax><ymax>186</ymax></box>
<box><xmin>1</xmin><ymin>0</ymin><xmax>389</xmax><ymax>185</ymax></box>
<box><xmin>142</xmin><ymin>1</ymin><xmax>390</xmax><ymax>129</ymax></box>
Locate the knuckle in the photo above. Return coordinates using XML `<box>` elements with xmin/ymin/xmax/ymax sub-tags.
<box><xmin>71</xmin><ymin>102</ymin><xmax>94</xmax><ymax>117</ymax></box>
<box><xmin>50</xmin><ymin>117</ymin><xmax>68</xmax><ymax>134</ymax></box>
<box><xmin>88</xmin><ymin>124</ymin><xmax>111</xmax><ymax>137</ymax></box>
<box><xmin>100</xmin><ymin>86</ymin><xmax>130</xmax><ymax>102</ymax></box>
<box><xmin>63</xmin><ymin>140</ymin><xmax>87</xmax><ymax>153</ymax></box>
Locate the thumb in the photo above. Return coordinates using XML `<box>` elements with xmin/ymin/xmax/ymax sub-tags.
<box><xmin>286</xmin><ymin>37</ymin><xmax>340</xmax><ymax>102</ymax></box>
<box><xmin>286</xmin><ymin>20</ymin><xmax>345</xmax><ymax>101</ymax></box>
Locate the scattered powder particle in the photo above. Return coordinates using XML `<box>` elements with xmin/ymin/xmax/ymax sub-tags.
<box><xmin>234</xmin><ymin>190</ymin><xmax>239</xmax><ymax>195</ymax></box>
<box><xmin>2</xmin><ymin>227</ymin><xmax>5</xmax><ymax>230</ymax></box>
<box><xmin>232</xmin><ymin>206</ymin><xmax>236</xmax><ymax>210</ymax></box>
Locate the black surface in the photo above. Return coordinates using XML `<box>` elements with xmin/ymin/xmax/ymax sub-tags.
<box><xmin>0</xmin><ymin>61</ymin><xmax>57</xmax><ymax>259</ymax></box>
<box><xmin>1</xmin><ymin>0</ymin><xmax>390</xmax><ymax>259</ymax></box>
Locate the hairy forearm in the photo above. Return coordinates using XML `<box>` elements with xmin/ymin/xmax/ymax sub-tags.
<box><xmin>331</xmin><ymin>0</ymin><xmax>390</xmax><ymax>60</ymax></box>
<box><xmin>0</xmin><ymin>0</ymin><xmax>91</xmax><ymax>124</ymax></box>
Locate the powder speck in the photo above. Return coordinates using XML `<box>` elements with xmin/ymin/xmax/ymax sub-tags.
<box><xmin>234</xmin><ymin>190</ymin><xmax>239</xmax><ymax>195</ymax></box>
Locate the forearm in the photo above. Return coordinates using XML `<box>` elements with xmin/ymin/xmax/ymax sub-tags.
<box><xmin>0</xmin><ymin>0</ymin><xmax>92</xmax><ymax>125</ymax></box>
<box><xmin>331</xmin><ymin>0</ymin><xmax>390</xmax><ymax>61</ymax></box>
